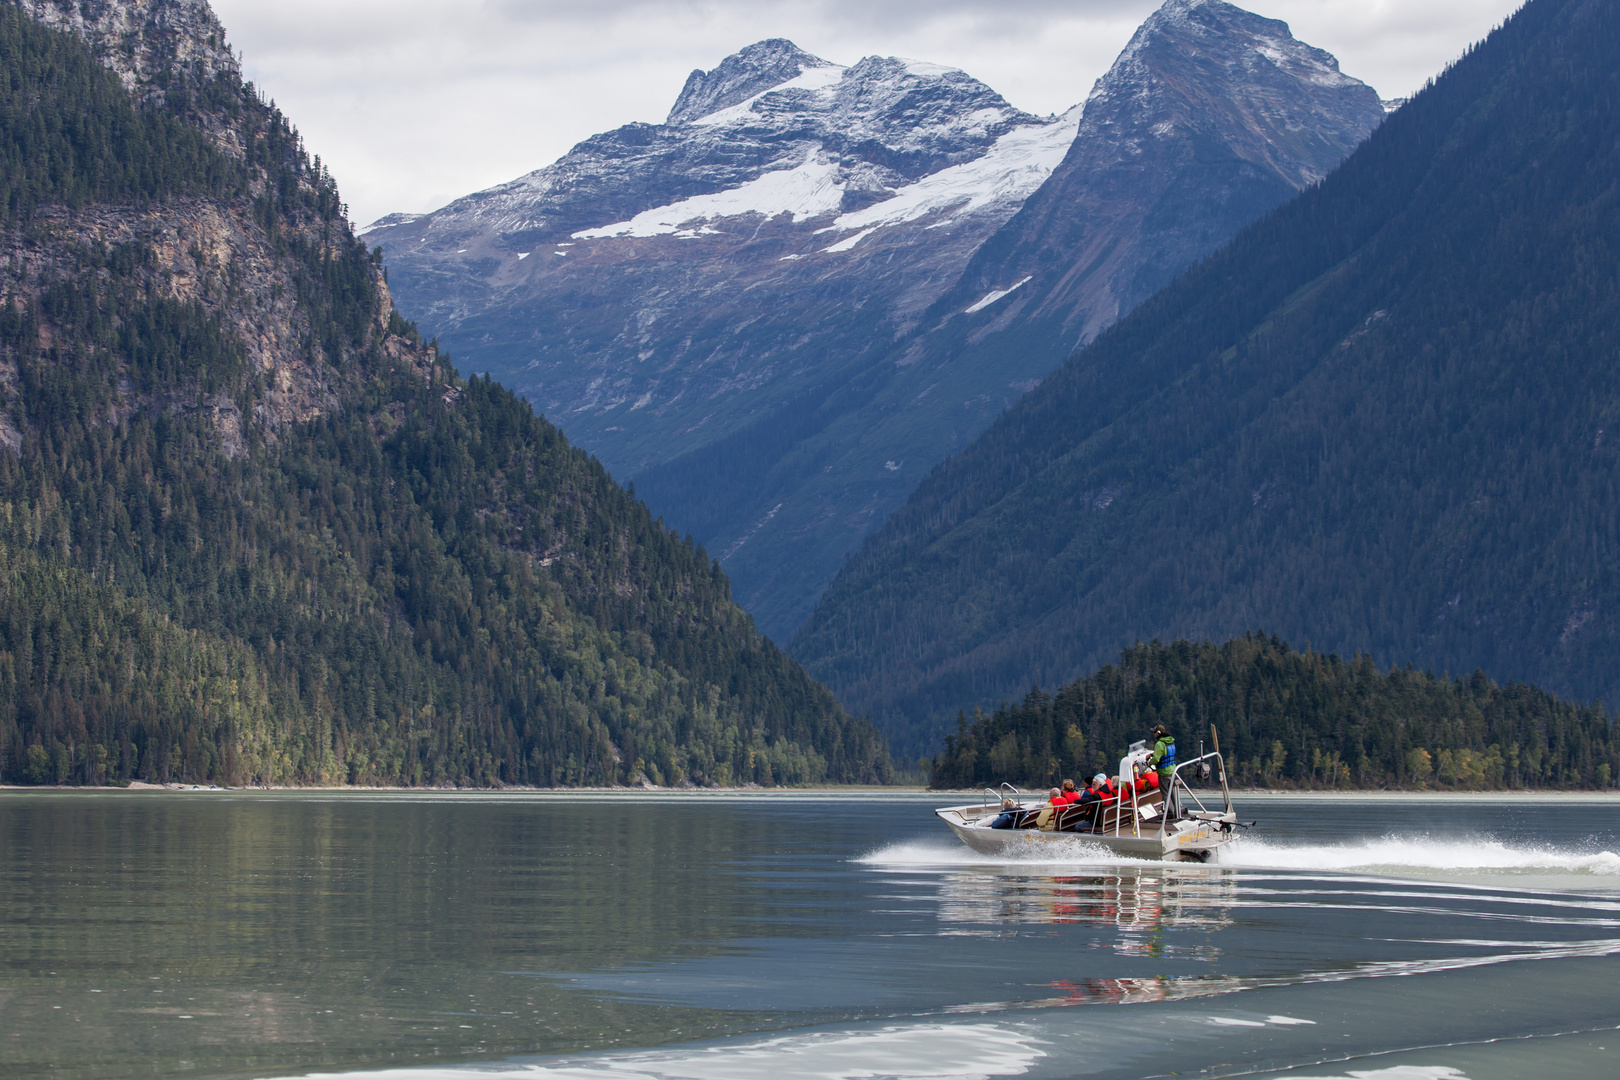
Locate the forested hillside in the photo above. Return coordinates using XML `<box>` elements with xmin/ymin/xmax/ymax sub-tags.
<box><xmin>794</xmin><ymin>0</ymin><xmax>1620</xmax><ymax>763</ymax></box>
<box><xmin>0</xmin><ymin>2</ymin><xmax>891</xmax><ymax>787</ymax></box>
<box><xmin>931</xmin><ymin>636</ymin><xmax>1617</xmax><ymax>791</ymax></box>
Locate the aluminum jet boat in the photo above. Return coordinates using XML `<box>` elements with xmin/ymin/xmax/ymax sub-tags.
<box><xmin>935</xmin><ymin>739</ymin><xmax>1243</xmax><ymax>862</ymax></box>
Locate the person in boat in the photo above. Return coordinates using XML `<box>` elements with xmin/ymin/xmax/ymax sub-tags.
<box><xmin>1035</xmin><ymin>786</ymin><xmax>1069</xmax><ymax>829</ymax></box>
<box><xmin>1067</xmin><ymin>773</ymin><xmax>1116</xmax><ymax>828</ymax></box>
<box><xmin>1147</xmin><ymin>724</ymin><xmax>1177</xmax><ymax>812</ymax></box>
<box><xmin>989</xmin><ymin>797</ymin><xmax>1023</xmax><ymax>829</ymax></box>
<box><xmin>1147</xmin><ymin>725</ymin><xmax>1177</xmax><ymax>784</ymax></box>
<box><xmin>1053</xmin><ymin>779</ymin><xmax>1083</xmax><ymax>827</ymax></box>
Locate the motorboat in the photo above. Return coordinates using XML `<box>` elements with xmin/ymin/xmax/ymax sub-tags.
<box><xmin>935</xmin><ymin>740</ymin><xmax>1245</xmax><ymax>862</ymax></box>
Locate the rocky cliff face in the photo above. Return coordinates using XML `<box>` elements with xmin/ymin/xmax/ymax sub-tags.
<box><xmin>370</xmin><ymin>0</ymin><xmax>1385</xmax><ymax>642</ymax></box>
<box><xmin>1</xmin><ymin>0</ymin><xmax>415</xmax><ymax>455</ymax></box>
<box><xmin>9</xmin><ymin>0</ymin><xmax>237</xmax><ymax>98</ymax></box>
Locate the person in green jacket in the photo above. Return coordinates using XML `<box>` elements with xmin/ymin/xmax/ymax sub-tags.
<box><xmin>1147</xmin><ymin>724</ymin><xmax>1177</xmax><ymax>788</ymax></box>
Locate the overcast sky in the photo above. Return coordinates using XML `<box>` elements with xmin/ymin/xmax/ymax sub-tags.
<box><xmin>207</xmin><ymin>0</ymin><xmax>1525</xmax><ymax>229</ymax></box>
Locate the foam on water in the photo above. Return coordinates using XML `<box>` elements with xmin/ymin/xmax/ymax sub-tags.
<box><xmin>1287</xmin><ymin>1069</ymin><xmax>1468</xmax><ymax>1080</ymax></box>
<box><xmin>1218</xmin><ymin>835</ymin><xmax>1620</xmax><ymax>877</ymax></box>
<box><xmin>267</xmin><ymin>1023</ymin><xmax>1043</xmax><ymax>1080</ymax></box>
<box><xmin>856</xmin><ymin>835</ymin><xmax>1620</xmax><ymax>883</ymax></box>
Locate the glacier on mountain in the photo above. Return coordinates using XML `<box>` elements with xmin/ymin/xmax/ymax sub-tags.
<box><xmin>573</xmin><ymin>151</ymin><xmax>846</xmax><ymax>239</ymax></box>
<box><xmin>823</xmin><ymin>104</ymin><xmax>1084</xmax><ymax>237</ymax></box>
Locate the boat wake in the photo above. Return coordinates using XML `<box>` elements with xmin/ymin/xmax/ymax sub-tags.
<box><xmin>857</xmin><ymin>835</ymin><xmax>1620</xmax><ymax>885</ymax></box>
<box><xmin>1217</xmin><ymin>835</ymin><xmax>1620</xmax><ymax>877</ymax></box>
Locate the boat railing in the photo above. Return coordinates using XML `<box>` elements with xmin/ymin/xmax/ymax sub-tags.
<box><xmin>1157</xmin><ymin>751</ymin><xmax>1232</xmax><ymax>837</ymax></box>
<box><xmin>981</xmin><ymin>783</ymin><xmax>1024</xmax><ymax>812</ymax></box>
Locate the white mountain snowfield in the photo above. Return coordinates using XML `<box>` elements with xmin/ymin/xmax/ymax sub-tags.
<box><xmin>572</xmin><ymin>105</ymin><xmax>1083</xmax><ymax>249</ymax></box>
<box><xmin>570</xmin><ymin>60</ymin><xmax>1074</xmax><ymax>249</ymax></box>
<box><xmin>822</xmin><ymin>106</ymin><xmax>1084</xmax><ymax>238</ymax></box>
<box><xmin>573</xmin><ymin>151</ymin><xmax>846</xmax><ymax>239</ymax></box>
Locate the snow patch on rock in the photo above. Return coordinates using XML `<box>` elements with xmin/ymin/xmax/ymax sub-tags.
<box><xmin>691</xmin><ymin>64</ymin><xmax>848</xmax><ymax>127</ymax></box>
<box><xmin>964</xmin><ymin>276</ymin><xmax>1032</xmax><ymax>314</ymax></box>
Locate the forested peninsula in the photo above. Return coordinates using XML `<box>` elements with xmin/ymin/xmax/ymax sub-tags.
<box><xmin>930</xmin><ymin>636</ymin><xmax>1618</xmax><ymax>791</ymax></box>
<box><xmin>0</xmin><ymin>4</ymin><xmax>891</xmax><ymax>788</ymax></box>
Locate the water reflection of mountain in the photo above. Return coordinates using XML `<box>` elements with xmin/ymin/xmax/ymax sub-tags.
<box><xmin>935</xmin><ymin>864</ymin><xmax>1237</xmax><ymax>937</ymax></box>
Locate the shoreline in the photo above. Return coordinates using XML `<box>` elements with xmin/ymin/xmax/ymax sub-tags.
<box><xmin>2</xmin><ymin>783</ymin><xmax>1618</xmax><ymax>799</ymax></box>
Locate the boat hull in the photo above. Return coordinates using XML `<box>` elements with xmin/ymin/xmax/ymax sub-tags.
<box><xmin>935</xmin><ymin>805</ymin><xmax>1232</xmax><ymax>862</ymax></box>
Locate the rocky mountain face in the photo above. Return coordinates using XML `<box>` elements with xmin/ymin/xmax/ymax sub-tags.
<box><xmin>370</xmin><ymin>0</ymin><xmax>1384</xmax><ymax>642</ymax></box>
<box><xmin>2</xmin><ymin>0</ymin><xmax>370</xmax><ymax>448</ymax></box>
<box><xmin>925</xmin><ymin>0</ymin><xmax>1389</xmax><ymax>359</ymax></box>
<box><xmin>9</xmin><ymin>0</ymin><xmax>236</xmax><ymax>96</ymax></box>
<box><xmin>0</xmin><ymin>0</ymin><xmax>890</xmax><ymax>788</ymax></box>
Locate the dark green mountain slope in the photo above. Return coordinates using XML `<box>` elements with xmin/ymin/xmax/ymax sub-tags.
<box><xmin>793</xmin><ymin>0</ymin><xmax>1620</xmax><ymax>762</ymax></box>
<box><xmin>932</xmin><ymin>636</ymin><xmax>1616</xmax><ymax>790</ymax></box>
<box><xmin>0</xmin><ymin>3</ymin><xmax>890</xmax><ymax>787</ymax></box>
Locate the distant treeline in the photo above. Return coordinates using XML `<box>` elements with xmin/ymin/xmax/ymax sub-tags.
<box><xmin>930</xmin><ymin>635</ymin><xmax>1618</xmax><ymax>790</ymax></box>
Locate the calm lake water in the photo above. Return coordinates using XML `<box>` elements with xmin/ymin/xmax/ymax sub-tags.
<box><xmin>1</xmin><ymin>791</ymin><xmax>1618</xmax><ymax>1080</ymax></box>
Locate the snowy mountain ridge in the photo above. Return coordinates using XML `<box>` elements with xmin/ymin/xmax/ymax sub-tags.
<box><xmin>365</xmin><ymin>43</ymin><xmax>1057</xmax><ymax>252</ymax></box>
<box><xmin>368</xmin><ymin>0</ymin><xmax>1387</xmax><ymax>643</ymax></box>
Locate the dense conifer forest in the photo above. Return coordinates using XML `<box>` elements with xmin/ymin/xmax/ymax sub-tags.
<box><xmin>795</xmin><ymin>0</ymin><xmax>1620</xmax><ymax>763</ymax></box>
<box><xmin>0</xmin><ymin>6</ymin><xmax>891</xmax><ymax>787</ymax></box>
<box><xmin>931</xmin><ymin>636</ymin><xmax>1618</xmax><ymax>791</ymax></box>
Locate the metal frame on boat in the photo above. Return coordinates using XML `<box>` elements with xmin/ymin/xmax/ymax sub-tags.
<box><xmin>935</xmin><ymin>744</ymin><xmax>1242</xmax><ymax>862</ymax></box>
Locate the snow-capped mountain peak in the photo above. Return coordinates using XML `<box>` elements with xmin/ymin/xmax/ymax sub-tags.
<box><xmin>688</xmin><ymin>63</ymin><xmax>848</xmax><ymax>129</ymax></box>
<box><xmin>667</xmin><ymin>39</ymin><xmax>836</xmax><ymax>125</ymax></box>
<box><xmin>548</xmin><ymin>46</ymin><xmax>1056</xmax><ymax>245</ymax></box>
<box><xmin>1103</xmin><ymin>0</ymin><xmax>1365</xmax><ymax>107</ymax></box>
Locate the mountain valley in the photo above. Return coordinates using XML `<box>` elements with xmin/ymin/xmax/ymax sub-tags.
<box><xmin>369</xmin><ymin>0</ymin><xmax>1387</xmax><ymax>639</ymax></box>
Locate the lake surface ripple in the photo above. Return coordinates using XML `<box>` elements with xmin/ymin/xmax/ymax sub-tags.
<box><xmin>1</xmin><ymin>791</ymin><xmax>1617</xmax><ymax>1080</ymax></box>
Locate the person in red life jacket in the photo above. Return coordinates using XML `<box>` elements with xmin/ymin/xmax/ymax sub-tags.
<box><xmin>1070</xmin><ymin>773</ymin><xmax>1115</xmax><ymax>828</ymax></box>
<box><xmin>1052</xmin><ymin>779</ymin><xmax>1082</xmax><ymax>827</ymax></box>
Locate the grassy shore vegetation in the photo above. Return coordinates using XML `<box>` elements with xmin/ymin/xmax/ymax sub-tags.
<box><xmin>0</xmin><ymin>7</ymin><xmax>891</xmax><ymax>788</ymax></box>
<box><xmin>929</xmin><ymin>635</ymin><xmax>1618</xmax><ymax>791</ymax></box>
